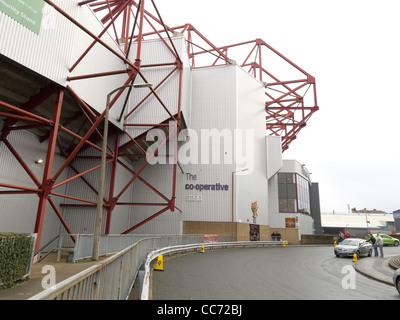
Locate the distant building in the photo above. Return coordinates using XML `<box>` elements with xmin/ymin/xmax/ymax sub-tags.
<box><xmin>394</xmin><ymin>209</ymin><xmax>400</xmax><ymax>232</ymax></box>
<box><xmin>268</xmin><ymin>159</ymin><xmax>319</xmax><ymax>240</ymax></box>
<box><xmin>321</xmin><ymin>212</ymin><xmax>395</xmax><ymax>236</ymax></box>
<box><xmin>351</xmin><ymin>207</ymin><xmax>386</xmax><ymax>214</ymax></box>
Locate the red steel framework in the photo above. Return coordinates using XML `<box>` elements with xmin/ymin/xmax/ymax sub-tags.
<box><xmin>0</xmin><ymin>0</ymin><xmax>318</xmax><ymax>253</ymax></box>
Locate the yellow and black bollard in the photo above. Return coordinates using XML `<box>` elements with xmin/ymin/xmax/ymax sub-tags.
<box><xmin>200</xmin><ymin>244</ymin><xmax>205</xmax><ymax>253</ymax></box>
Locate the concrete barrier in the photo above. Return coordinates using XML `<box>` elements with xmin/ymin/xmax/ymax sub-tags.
<box><xmin>301</xmin><ymin>234</ymin><xmax>338</xmax><ymax>245</ymax></box>
<box><xmin>389</xmin><ymin>255</ymin><xmax>400</xmax><ymax>270</ymax></box>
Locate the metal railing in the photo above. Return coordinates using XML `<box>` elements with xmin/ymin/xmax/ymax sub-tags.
<box><xmin>29</xmin><ymin>234</ymin><xmax>228</xmax><ymax>300</ymax></box>
<box><xmin>70</xmin><ymin>234</ymin><xmax>232</xmax><ymax>262</ymax></box>
<box><xmin>35</xmin><ymin>233</ymin><xmax>232</xmax><ymax>263</ymax></box>
<box><xmin>29</xmin><ymin>237</ymin><xmax>158</xmax><ymax>300</ymax></box>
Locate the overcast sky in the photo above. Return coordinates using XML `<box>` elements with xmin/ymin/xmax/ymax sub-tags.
<box><xmin>155</xmin><ymin>0</ymin><xmax>400</xmax><ymax>214</ymax></box>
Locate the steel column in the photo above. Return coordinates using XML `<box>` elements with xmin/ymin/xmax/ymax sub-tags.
<box><xmin>34</xmin><ymin>89</ymin><xmax>64</xmax><ymax>253</ymax></box>
<box><xmin>105</xmin><ymin>134</ymin><xmax>119</xmax><ymax>234</ymax></box>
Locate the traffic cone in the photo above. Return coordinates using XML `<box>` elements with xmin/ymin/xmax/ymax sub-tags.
<box><xmin>154</xmin><ymin>254</ymin><xmax>164</xmax><ymax>271</ymax></box>
<box><xmin>200</xmin><ymin>244</ymin><xmax>205</xmax><ymax>253</ymax></box>
<box><xmin>352</xmin><ymin>253</ymin><xmax>357</xmax><ymax>262</ymax></box>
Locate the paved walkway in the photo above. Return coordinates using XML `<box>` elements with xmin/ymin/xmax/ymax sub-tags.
<box><xmin>354</xmin><ymin>254</ymin><xmax>397</xmax><ymax>286</ymax></box>
<box><xmin>0</xmin><ymin>254</ymin><xmax>105</xmax><ymax>300</ymax></box>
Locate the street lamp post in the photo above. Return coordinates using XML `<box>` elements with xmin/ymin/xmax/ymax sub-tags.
<box><xmin>365</xmin><ymin>212</ymin><xmax>370</xmax><ymax>232</ymax></box>
<box><xmin>92</xmin><ymin>83</ymin><xmax>152</xmax><ymax>261</ymax></box>
<box><xmin>231</xmin><ymin>168</ymin><xmax>248</xmax><ymax>242</ymax></box>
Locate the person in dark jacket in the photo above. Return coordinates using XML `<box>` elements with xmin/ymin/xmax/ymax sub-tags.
<box><xmin>367</xmin><ymin>233</ymin><xmax>378</xmax><ymax>257</ymax></box>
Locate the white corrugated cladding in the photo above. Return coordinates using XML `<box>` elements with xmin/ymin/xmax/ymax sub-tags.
<box><xmin>67</xmin><ymin>3</ymin><xmax>129</xmax><ymax>130</ymax></box>
<box><xmin>112</xmin><ymin>36</ymin><xmax>192</xmax><ymax>234</ymax></box>
<box><xmin>0</xmin><ymin>127</ymin><xmax>139</xmax><ymax>239</ymax></box>
<box><xmin>60</xmin><ymin>132</ymin><xmax>134</xmax><ymax>235</ymax></box>
<box><xmin>267</xmin><ymin>136</ymin><xmax>282</xmax><ymax>226</ymax></box>
<box><xmin>120</xmin><ymin>36</ymin><xmax>192</xmax><ymax>143</ymax></box>
<box><xmin>176</xmin><ymin>65</ymin><xmax>237</xmax><ymax>223</ymax></box>
<box><xmin>234</xmin><ymin>67</ymin><xmax>269</xmax><ymax>226</ymax></box>
<box><xmin>124</xmin><ymin>65</ymin><xmax>243</xmax><ymax>230</ymax></box>
<box><xmin>0</xmin><ymin>121</ymin><xmax>69</xmax><ymax>245</ymax></box>
<box><xmin>0</xmin><ymin>1</ymin><xmax>129</xmax><ymax>128</ymax></box>
<box><xmin>0</xmin><ymin>0</ymin><xmax>77</xmax><ymax>85</ymax></box>
<box><xmin>127</xmin><ymin>157</ymin><xmax>182</xmax><ymax>234</ymax></box>
<box><xmin>173</xmin><ymin>65</ymin><xmax>269</xmax><ymax>225</ymax></box>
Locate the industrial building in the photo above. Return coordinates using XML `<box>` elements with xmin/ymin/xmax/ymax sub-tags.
<box><xmin>0</xmin><ymin>0</ymin><xmax>319</xmax><ymax>254</ymax></box>
<box><xmin>321</xmin><ymin>212</ymin><xmax>397</xmax><ymax>236</ymax></box>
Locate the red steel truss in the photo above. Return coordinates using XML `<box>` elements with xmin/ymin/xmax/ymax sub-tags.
<box><xmin>0</xmin><ymin>0</ymin><xmax>318</xmax><ymax>253</ymax></box>
<box><xmin>167</xmin><ymin>25</ymin><xmax>319</xmax><ymax>152</ymax></box>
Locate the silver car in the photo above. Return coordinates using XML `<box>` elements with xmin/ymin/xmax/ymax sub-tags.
<box><xmin>334</xmin><ymin>238</ymin><xmax>372</xmax><ymax>258</ymax></box>
<box><xmin>394</xmin><ymin>268</ymin><xmax>400</xmax><ymax>294</ymax></box>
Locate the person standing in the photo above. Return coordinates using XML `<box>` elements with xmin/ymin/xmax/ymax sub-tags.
<box><xmin>376</xmin><ymin>233</ymin><xmax>384</xmax><ymax>258</ymax></box>
<box><xmin>367</xmin><ymin>233</ymin><xmax>378</xmax><ymax>257</ymax></box>
<box><xmin>339</xmin><ymin>231</ymin><xmax>344</xmax><ymax>243</ymax></box>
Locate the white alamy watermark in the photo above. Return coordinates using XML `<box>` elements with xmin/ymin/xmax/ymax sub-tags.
<box><xmin>41</xmin><ymin>265</ymin><xmax>56</xmax><ymax>290</ymax></box>
<box><xmin>341</xmin><ymin>265</ymin><xmax>356</xmax><ymax>290</ymax></box>
<box><xmin>145</xmin><ymin>122</ymin><xmax>254</xmax><ymax>175</ymax></box>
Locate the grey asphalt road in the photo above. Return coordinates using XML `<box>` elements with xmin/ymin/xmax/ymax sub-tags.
<box><xmin>151</xmin><ymin>245</ymin><xmax>400</xmax><ymax>300</ymax></box>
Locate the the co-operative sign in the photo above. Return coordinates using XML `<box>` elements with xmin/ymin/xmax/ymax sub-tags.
<box><xmin>185</xmin><ymin>173</ymin><xmax>229</xmax><ymax>192</ymax></box>
<box><xmin>185</xmin><ymin>182</ymin><xmax>229</xmax><ymax>192</ymax></box>
<box><xmin>0</xmin><ymin>0</ymin><xmax>44</xmax><ymax>35</ymax></box>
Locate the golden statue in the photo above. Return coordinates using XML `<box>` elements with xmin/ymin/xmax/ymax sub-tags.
<box><xmin>251</xmin><ymin>201</ymin><xmax>258</xmax><ymax>223</ymax></box>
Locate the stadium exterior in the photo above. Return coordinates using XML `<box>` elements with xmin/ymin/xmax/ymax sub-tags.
<box><xmin>0</xmin><ymin>0</ymin><xmax>319</xmax><ymax>254</ymax></box>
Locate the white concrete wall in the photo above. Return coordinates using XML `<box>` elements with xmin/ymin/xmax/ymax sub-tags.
<box><xmin>176</xmin><ymin>65</ymin><xmax>236</xmax><ymax>223</ymax></box>
<box><xmin>266</xmin><ymin>136</ymin><xmax>282</xmax><ymax>179</ymax></box>
<box><xmin>235</xmin><ymin>67</ymin><xmax>268</xmax><ymax>226</ymax></box>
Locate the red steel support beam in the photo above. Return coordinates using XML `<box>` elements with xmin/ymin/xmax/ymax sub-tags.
<box><xmin>69</xmin><ymin>0</ymin><xmax>130</xmax><ymax>72</ymax></box>
<box><xmin>105</xmin><ymin>134</ymin><xmax>119</xmax><ymax>234</ymax></box>
<box><xmin>34</xmin><ymin>89</ymin><xmax>64</xmax><ymax>253</ymax></box>
<box><xmin>44</xmin><ymin>0</ymin><xmax>140</xmax><ymax>72</ymax></box>
<box><xmin>122</xmin><ymin>206</ymin><xmax>170</xmax><ymax>234</ymax></box>
<box><xmin>0</xmin><ymin>183</ymin><xmax>40</xmax><ymax>193</ymax></box>
<box><xmin>1</xmin><ymin>138</ymin><xmax>41</xmax><ymax>187</ymax></box>
<box><xmin>47</xmin><ymin>197</ymin><xmax>76</xmax><ymax>243</ymax></box>
<box><xmin>0</xmin><ymin>101</ymin><xmax>52</xmax><ymax>126</ymax></box>
<box><xmin>1</xmin><ymin>84</ymin><xmax>58</xmax><ymax>138</ymax></box>
<box><xmin>117</xmin><ymin>159</ymin><xmax>170</xmax><ymax>203</ymax></box>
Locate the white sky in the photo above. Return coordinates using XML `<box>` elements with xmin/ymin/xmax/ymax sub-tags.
<box><xmin>154</xmin><ymin>0</ymin><xmax>400</xmax><ymax>214</ymax></box>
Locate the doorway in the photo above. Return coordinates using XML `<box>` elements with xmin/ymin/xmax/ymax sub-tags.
<box><xmin>249</xmin><ymin>224</ymin><xmax>260</xmax><ymax>241</ymax></box>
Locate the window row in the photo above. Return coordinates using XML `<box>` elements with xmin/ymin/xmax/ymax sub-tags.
<box><xmin>278</xmin><ymin>173</ymin><xmax>311</xmax><ymax>214</ymax></box>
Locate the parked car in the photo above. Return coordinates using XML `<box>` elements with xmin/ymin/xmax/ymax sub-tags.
<box><xmin>334</xmin><ymin>238</ymin><xmax>372</xmax><ymax>258</ymax></box>
<box><xmin>394</xmin><ymin>268</ymin><xmax>400</xmax><ymax>294</ymax></box>
<box><xmin>365</xmin><ymin>234</ymin><xmax>399</xmax><ymax>246</ymax></box>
